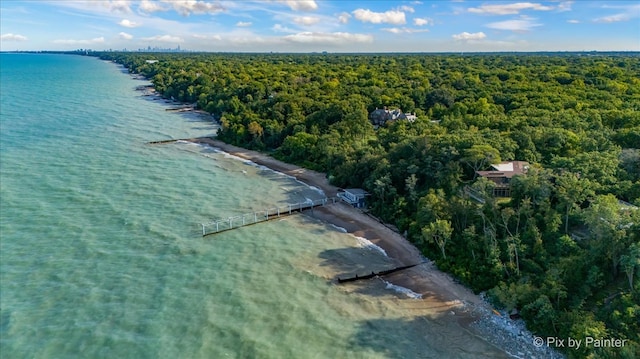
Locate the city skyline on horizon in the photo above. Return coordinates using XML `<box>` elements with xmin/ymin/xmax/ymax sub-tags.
<box><xmin>1</xmin><ymin>1</ymin><xmax>639</xmax><ymax>53</ymax></box>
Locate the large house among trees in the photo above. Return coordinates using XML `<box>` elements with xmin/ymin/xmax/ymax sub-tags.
<box><xmin>369</xmin><ymin>107</ymin><xmax>417</xmax><ymax>127</ymax></box>
<box><xmin>476</xmin><ymin>161</ymin><xmax>530</xmax><ymax>197</ymax></box>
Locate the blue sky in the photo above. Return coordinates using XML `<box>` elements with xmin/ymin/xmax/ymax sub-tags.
<box><xmin>1</xmin><ymin>1</ymin><xmax>639</xmax><ymax>52</ymax></box>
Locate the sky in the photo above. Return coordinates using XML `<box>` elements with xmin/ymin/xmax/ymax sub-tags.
<box><xmin>1</xmin><ymin>1</ymin><xmax>639</xmax><ymax>52</ymax></box>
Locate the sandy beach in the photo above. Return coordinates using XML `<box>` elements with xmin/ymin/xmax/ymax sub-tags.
<box><xmin>189</xmin><ymin>137</ymin><xmax>483</xmax><ymax>303</ymax></box>
<box><xmin>181</xmin><ymin>136</ymin><xmax>561</xmax><ymax>358</ymax></box>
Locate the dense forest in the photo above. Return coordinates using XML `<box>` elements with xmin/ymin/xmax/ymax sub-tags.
<box><xmin>95</xmin><ymin>52</ymin><xmax>639</xmax><ymax>358</ymax></box>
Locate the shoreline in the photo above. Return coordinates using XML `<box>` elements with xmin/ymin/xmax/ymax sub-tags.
<box><xmin>133</xmin><ymin>55</ymin><xmax>563</xmax><ymax>353</ymax></box>
<box><xmin>184</xmin><ymin>136</ymin><xmax>563</xmax><ymax>359</ymax></box>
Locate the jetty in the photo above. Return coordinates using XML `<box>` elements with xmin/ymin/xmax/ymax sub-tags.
<box><xmin>201</xmin><ymin>197</ymin><xmax>338</xmax><ymax>236</ymax></box>
<box><xmin>166</xmin><ymin>106</ymin><xmax>195</xmax><ymax>112</ymax></box>
<box><xmin>148</xmin><ymin>139</ymin><xmax>183</xmax><ymax>144</ymax></box>
<box><xmin>337</xmin><ymin>263</ymin><xmax>423</xmax><ymax>284</ymax></box>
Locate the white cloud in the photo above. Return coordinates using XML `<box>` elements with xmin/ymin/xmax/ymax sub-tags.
<box><xmin>452</xmin><ymin>31</ymin><xmax>487</xmax><ymax>40</ymax></box>
<box><xmin>138</xmin><ymin>0</ymin><xmax>166</xmax><ymax>13</ymax></box>
<box><xmin>272</xmin><ymin>24</ymin><xmax>296</xmax><ymax>33</ymax></box>
<box><xmin>236</xmin><ymin>21</ymin><xmax>252</xmax><ymax>27</ymax></box>
<box><xmin>118</xmin><ymin>19</ymin><xmax>139</xmax><ymax>27</ymax></box>
<box><xmin>278</xmin><ymin>0</ymin><xmax>317</xmax><ymax>12</ymax></box>
<box><xmin>413</xmin><ymin>17</ymin><xmax>434</xmax><ymax>26</ymax></box>
<box><xmin>161</xmin><ymin>0</ymin><xmax>225</xmax><ymax>16</ymax></box>
<box><xmin>1</xmin><ymin>33</ymin><xmax>28</xmax><ymax>41</ymax></box>
<box><xmin>69</xmin><ymin>0</ymin><xmax>132</xmax><ymax>14</ymax></box>
<box><xmin>567</xmin><ymin>19</ymin><xmax>579</xmax><ymax>24</ymax></box>
<box><xmin>469</xmin><ymin>2</ymin><xmax>554</xmax><ymax>15</ymax></box>
<box><xmin>486</xmin><ymin>18</ymin><xmax>542</xmax><ymax>31</ymax></box>
<box><xmin>119</xmin><ymin>32</ymin><xmax>133</xmax><ymax>40</ymax></box>
<box><xmin>398</xmin><ymin>5</ymin><xmax>415</xmax><ymax>13</ymax></box>
<box><xmin>53</xmin><ymin>37</ymin><xmax>105</xmax><ymax>45</ymax></box>
<box><xmin>192</xmin><ymin>33</ymin><xmax>222</xmax><ymax>41</ymax></box>
<box><xmin>104</xmin><ymin>0</ymin><xmax>132</xmax><ymax>13</ymax></box>
<box><xmin>352</xmin><ymin>9</ymin><xmax>406</xmax><ymax>25</ymax></box>
<box><xmin>382</xmin><ymin>27</ymin><xmax>429</xmax><ymax>34</ymax></box>
<box><xmin>338</xmin><ymin>12</ymin><xmax>351</xmax><ymax>24</ymax></box>
<box><xmin>142</xmin><ymin>34</ymin><xmax>184</xmax><ymax>43</ymax></box>
<box><xmin>594</xmin><ymin>13</ymin><xmax>631</xmax><ymax>23</ymax></box>
<box><xmin>82</xmin><ymin>0</ymin><xmax>131</xmax><ymax>14</ymax></box>
<box><xmin>293</xmin><ymin>16</ymin><xmax>321</xmax><ymax>26</ymax></box>
<box><xmin>283</xmin><ymin>32</ymin><xmax>373</xmax><ymax>45</ymax></box>
<box><xmin>557</xmin><ymin>1</ymin><xmax>573</xmax><ymax>12</ymax></box>
<box><xmin>593</xmin><ymin>4</ymin><xmax>640</xmax><ymax>23</ymax></box>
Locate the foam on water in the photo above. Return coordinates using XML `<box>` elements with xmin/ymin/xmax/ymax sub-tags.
<box><xmin>307</xmin><ymin>185</ymin><xmax>326</xmax><ymax>196</ymax></box>
<box><xmin>352</xmin><ymin>235</ymin><xmax>388</xmax><ymax>257</ymax></box>
<box><xmin>183</xmin><ymin>141</ymin><xmax>327</xmax><ymax>198</ymax></box>
<box><xmin>382</xmin><ymin>280</ymin><xmax>423</xmax><ymax>299</ymax></box>
<box><xmin>329</xmin><ymin>224</ymin><xmax>348</xmax><ymax>233</ymax></box>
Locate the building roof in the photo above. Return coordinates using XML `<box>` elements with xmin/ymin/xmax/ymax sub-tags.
<box><xmin>369</xmin><ymin>107</ymin><xmax>416</xmax><ymax>124</ymax></box>
<box><xmin>477</xmin><ymin>161</ymin><xmax>530</xmax><ymax>179</ymax></box>
<box><xmin>343</xmin><ymin>188</ymin><xmax>369</xmax><ymax>197</ymax></box>
<box><xmin>492</xmin><ymin>163</ymin><xmax>515</xmax><ymax>172</ymax></box>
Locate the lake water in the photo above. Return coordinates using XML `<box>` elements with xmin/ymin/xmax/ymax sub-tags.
<box><xmin>0</xmin><ymin>53</ymin><xmax>506</xmax><ymax>358</ymax></box>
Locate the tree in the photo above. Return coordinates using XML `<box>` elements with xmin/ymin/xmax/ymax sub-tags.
<box><xmin>521</xmin><ymin>295</ymin><xmax>557</xmax><ymax>334</ymax></box>
<box><xmin>425</xmin><ymin>88</ymin><xmax>455</xmax><ymax>109</ymax></box>
<box><xmin>405</xmin><ymin>173</ymin><xmax>418</xmax><ymax>203</ymax></box>
<box><xmin>583</xmin><ymin>194</ymin><xmax>632</xmax><ymax>277</ymax></box>
<box><xmin>620</xmin><ymin>242</ymin><xmax>640</xmax><ymax>291</ymax></box>
<box><xmin>277</xmin><ymin>132</ymin><xmax>318</xmax><ymax>163</ymax></box>
<box><xmin>247</xmin><ymin>121</ymin><xmax>264</xmax><ymax>139</ymax></box>
<box><xmin>422</xmin><ymin>219</ymin><xmax>453</xmax><ymax>259</ymax></box>
<box><xmin>620</xmin><ymin>149</ymin><xmax>640</xmax><ymax>182</ymax></box>
<box><xmin>416</xmin><ymin>189</ymin><xmax>449</xmax><ymax>225</ymax></box>
<box><xmin>555</xmin><ymin>172</ymin><xmax>594</xmax><ymax>234</ymax></box>
<box><xmin>462</xmin><ymin>144</ymin><xmax>501</xmax><ymax>179</ymax></box>
<box><xmin>370</xmin><ymin>172</ymin><xmax>395</xmax><ymax>216</ymax></box>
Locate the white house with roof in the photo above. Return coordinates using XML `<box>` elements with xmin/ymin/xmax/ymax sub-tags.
<box><xmin>338</xmin><ymin>188</ymin><xmax>369</xmax><ymax>208</ymax></box>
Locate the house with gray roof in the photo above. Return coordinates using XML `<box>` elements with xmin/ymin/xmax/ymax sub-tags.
<box><xmin>369</xmin><ymin>107</ymin><xmax>417</xmax><ymax>127</ymax></box>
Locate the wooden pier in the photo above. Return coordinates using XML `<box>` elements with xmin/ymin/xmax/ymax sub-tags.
<box><xmin>201</xmin><ymin>197</ymin><xmax>338</xmax><ymax>237</ymax></box>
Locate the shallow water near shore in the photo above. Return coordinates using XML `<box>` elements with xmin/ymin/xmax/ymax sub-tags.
<box><xmin>0</xmin><ymin>53</ymin><xmax>507</xmax><ymax>358</ymax></box>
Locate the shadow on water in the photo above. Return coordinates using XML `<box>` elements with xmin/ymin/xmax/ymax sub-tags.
<box><xmin>317</xmin><ymin>247</ymin><xmax>396</xmax><ymax>281</ymax></box>
<box><xmin>316</xmin><ymin>245</ymin><xmax>477</xmax><ymax>311</ymax></box>
<box><xmin>315</xmin><ymin>246</ymin><xmax>511</xmax><ymax>357</ymax></box>
<box><xmin>349</xmin><ymin>316</ymin><xmax>509</xmax><ymax>359</ymax></box>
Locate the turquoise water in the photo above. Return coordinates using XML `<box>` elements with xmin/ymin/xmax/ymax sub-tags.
<box><xmin>0</xmin><ymin>54</ymin><xmax>505</xmax><ymax>358</ymax></box>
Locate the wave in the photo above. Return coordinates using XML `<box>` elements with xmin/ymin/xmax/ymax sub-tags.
<box><xmin>382</xmin><ymin>280</ymin><xmax>423</xmax><ymax>299</ymax></box>
<box><xmin>260</xmin><ymin>169</ymin><xmax>326</xmax><ymax>197</ymax></box>
<box><xmin>329</xmin><ymin>224</ymin><xmax>348</xmax><ymax>233</ymax></box>
<box><xmin>306</xmin><ymin>185</ymin><xmax>325</xmax><ymax>196</ymax></box>
<box><xmin>187</xmin><ymin>141</ymin><xmax>327</xmax><ymax>198</ymax></box>
<box><xmin>352</xmin><ymin>235</ymin><xmax>388</xmax><ymax>257</ymax></box>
